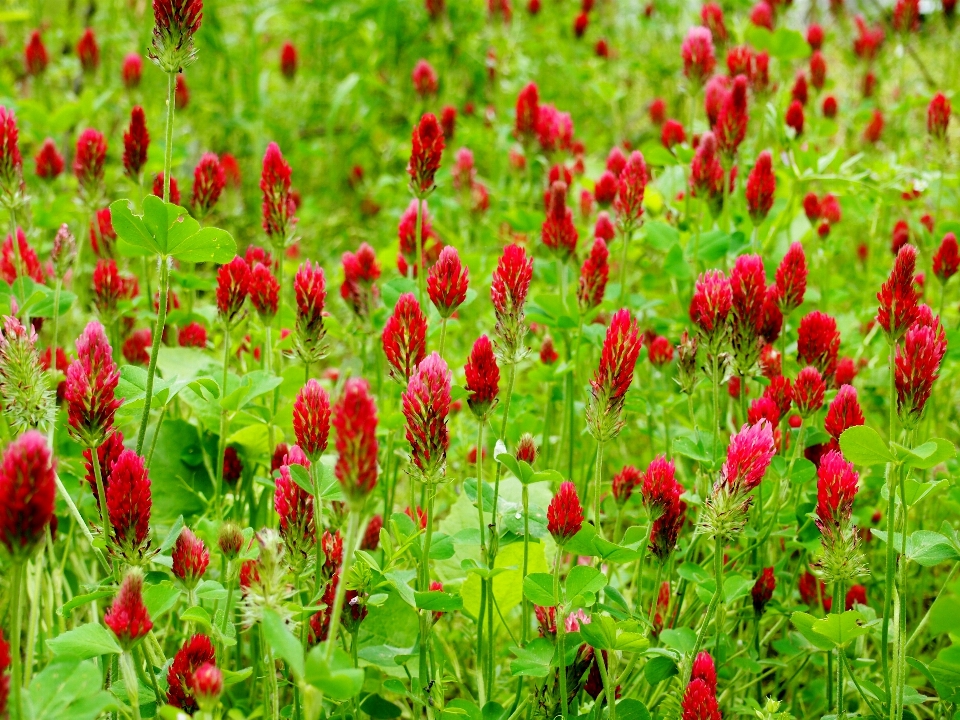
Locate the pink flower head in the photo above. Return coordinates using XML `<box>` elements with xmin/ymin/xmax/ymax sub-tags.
<box><xmin>689</xmin><ymin>132</ymin><xmax>724</xmax><ymax>210</ymax></box>
<box><xmin>105</xmin><ymin>570</ymin><xmax>153</xmax><ymax>649</ymax></box>
<box><xmin>547</xmin><ymin>481</ymin><xmax>583</xmax><ymax>544</ymax></box>
<box><xmin>260</xmin><ymin>142</ymin><xmax>296</xmax><ymax>238</ymax></box>
<box><xmin>691</xmin><ymin>652</ymin><xmax>717</xmax><ymax>693</ymax></box>
<box><xmin>216</xmin><ymin>256</ymin><xmax>249</xmax><ymax>323</ymax></box>
<box><xmin>542</xmin><ymin>181</ymin><xmax>578</xmax><ymax>260</ymax></box>
<box><xmin>752</xmin><ymin>567</ymin><xmax>776</xmax><ymax>614</ymax></box>
<box><xmin>192</xmin><ymin>152</ymin><xmax>225</xmax><ymax>214</ymax></box>
<box><xmin>877</xmin><ymin>244</ymin><xmax>920</xmax><ymax>341</ymax></box>
<box><xmin>716</xmin><ymin>75</ymin><xmax>749</xmax><ymax>157</ymax></box>
<box><xmin>172</xmin><ymin>527</ymin><xmax>209</xmax><ymax>588</ymax></box>
<box><xmin>412</xmin><ymin>59</ymin><xmax>438</xmax><ymax>97</ymax></box>
<box><xmin>745</xmin><ymin>150</ymin><xmax>775</xmax><ymax>225</ymax></box>
<box><xmin>642</xmin><ymin>455</ymin><xmax>681</xmax><ymax>518</ymax></box>
<box><xmin>614</xmin><ymin>151</ymin><xmax>648</xmax><ymax>227</ymax></box>
<box><xmin>704</xmin><ymin>75</ymin><xmax>730</xmax><ymax>127</ymax></box>
<box><xmin>491</xmin><ymin>243</ymin><xmax>534</xmax><ymax>355</ymax></box>
<box><xmin>816</xmin><ymin>450</ymin><xmax>859</xmax><ymax>537</ymax></box>
<box><xmin>293</xmin><ymin>380</ymin><xmax>331</xmax><ymax>461</ymax></box>
<box><xmin>427</xmin><ymin>246</ymin><xmax>469</xmax><ymax>318</ymax></box>
<box><xmin>661</xmin><ymin>119</ymin><xmax>686</xmax><ymax>149</ymax></box>
<box><xmin>166</xmin><ymin>634</ymin><xmax>216</xmax><ymax>713</ymax></box>
<box><xmin>587</xmin><ymin>308</ymin><xmax>642</xmax><ymax>440</ymax></box>
<box><xmin>928</xmin><ymin>92</ymin><xmax>951</xmax><ymax>140</ymax></box>
<box><xmin>122</xmin><ymin>53</ymin><xmax>143</xmax><ymax>87</ymax></box>
<box><xmin>382</xmin><ymin>293</ymin><xmax>428</xmax><ymax>383</ymax></box>
<box><xmin>689</xmin><ymin>269</ymin><xmax>732</xmax><ymax>340</ymax></box>
<box><xmin>934</xmin><ymin>233</ymin><xmax>959</xmax><ymax>283</ymax></box>
<box><xmin>0</xmin><ymin>430</ymin><xmax>56</xmax><ymax>560</ymax></box>
<box><xmin>341</xmin><ymin>243</ymin><xmax>381</xmax><ymax>319</ymax></box>
<box><xmin>74</xmin><ymin>128</ymin><xmax>107</xmax><ymax>197</ymax></box>
<box><xmin>464</xmin><ymin>335</ymin><xmax>500</xmax><ymax>418</ymax></box>
<box><xmin>750</xmin><ymin>1</ymin><xmax>774</xmax><ymax>29</ymax></box>
<box><xmin>775</xmin><ymin>242</ymin><xmax>807</xmax><ymax>313</ymax></box>
<box><xmin>0</xmin><ymin>107</ymin><xmax>22</xmax><ymax>199</ymax></box>
<box><xmin>682</xmin><ymin>678</ymin><xmax>720</xmax><ymax>720</ymax></box>
<box><xmin>276</xmin><ymin>461</ymin><xmax>316</xmax><ymax>561</ymax></box>
<box><xmin>681</xmin><ymin>26</ymin><xmax>716</xmax><ymax>86</ymax></box>
<box><xmin>408</xmin><ymin>113</ymin><xmax>445</xmax><ymax>196</ymax></box>
<box><xmin>191</xmin><ymin>663</ymin><xmax>223</xmax><ymax>710</ymax></box>
<box><xmin>294</xmin><ymin>260</ymin><xmax>327</xmax><ymax>357</ymax></box>
<box><xmin>249</xmin><ymin>262</ymin><xmax>279</xmax><ymax>321</ymax></box>
<box><xmin>720</xmin><ymin>421</ymin><xmax>775</xmax><ymax>495</ymax></box>
<box><xmin>578</xmin><ymin>238</ymin><xmax>609</xmax><ymax>311</ymax></box>
<box><xmin>65</xmin><ymin>321</ymin><xmax>121</xmax><ymax>447</ymax></box>
<box><xmin>123</xmin><ymin>107</ymin><xmax>149</xmax><ymax>179</ymax></box>
<box><xmin>611</xmin><ymin>465</ymin><xmax>641</xmax><ymax>505</ymax></box>
<box><xmin>402</xmin><ymin>353</ymin><xmax>452</xmax><ymax>479</ymax></box>
<box><xmin>824</xmin><ymin>384</ymin><xmax>864</xmax><ymax>442</ymax></box>
<box><xmin>333</xmin><ymin>378</ymin><xmax>379</xmax><ymax>504</ymax></box>
<box><xmin>793</xmin><ymin>366</ymin><xmax>826</xmax><ymax>417</ymax></box>
<box><xmin>280</xmin><ymin>41</ymin><xmax>298</xmax><ymax>79</ymax></box>
<box><xmin>797</xmin><ymin>311</ymin><xmax>840</xmax><ymax>380</ymax></box>
<box><xmin>106</xmin><ymin>449</ymin><xmax>152</xmax><ymax>560</ymax></box>
<box><xmin>896</xmin><ymin>315</ymin><xmax>947</xmax><ymax>428</ymax></box>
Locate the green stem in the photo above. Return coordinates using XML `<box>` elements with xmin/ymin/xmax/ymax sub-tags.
<box><xmin>135</xmin><ymin>256</ymin><xmax>170</xmax><ymax>455</ymax></box>
<box><xmin>881</xmin><ymin>342</ymin><xmax>897</xmax><ymax>703</ymax></box>
<box><xmin>521</xmin><ymin>485</ymin><xmax>530</xmax><ymax>646</ymax></box>
<box><xmin>689</xmin><ymin>535</ymin><xmax>724</xmax><ymax>672</ymax></box>
<box><xmin>896</xmin><ymin>463</ymin><xmax>909</xmax><ymax>720</ymax></box>
<box><xmin>10</xmin><ymin>562</ymin><xmax>23</xmax><ymax>720</ymax></box>
<box><xmin>594</xmin><ymin>645</ymin><xmax>617</xmax><ymax>720</ymax></box>
<box><xmin>91</xmin><ymin>444</ymin><xmax>113</xmax><ymax>553</ymax></box>
<box><xmin>438</xmin><ymin>317</ymin><xmax>448</xmax><ymax>360</ymax></box>
<box><xmin>594</xmin><ymin>440</ymin><xmax>605</xmax><ymax>540</ymax></box>
<box><xmin>416</xmin><ymin>197</ymin><xmax>426</xmax><ymax>305</ymax></box>
<box><xmin>215</xmin><ymin>327</ymin><xmax>231</xmax><ymax>520</ymax></box>
<box><xmin>419</xmin><ymin>483</ymin><xmax>436</xmax><ymax>699</ymax></box>
<box><xmin>475</xmin><ymin>418</ymin><xmax>487</xmax><ymax>703</ymax></box>
<box><xmin>554</xmin><ymin>548</ymin><xmax>568</xmax><ymax>720</ymax></box>
<box><xmin>618</xmin><ymin>224</ymin><xmax>633</xmax><ymax>300</ymax></box>
<box><xmin>120</xmin><ymin>652</ymin><xmax>141</xmax><ymax>720</ymax></box>
<box><xmin>324</xmin><ymin>509</ymin><xmax>360</xmax><ymax>663</ymax></box>
<box><xmin>835</xmin><ymin>581</ymin><xmax>845</xmax><ymax>720</ymax></box>
<box><xmin>162</xmin><ymin>72</ymin><xmax>175</xmax><ymax>204</ymax></box>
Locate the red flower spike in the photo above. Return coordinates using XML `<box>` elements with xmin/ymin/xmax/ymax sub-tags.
<box><xmin>515</xmin><ymin>83</ymin><xmax>540</xmax><ymax>141</ymax></box>
<box><xmin>382</xmin><ymin>293</ymin><xmax>428</xmax><ymax>384</ymax></box>
<box><xmin>689</xmin><ymin>132</ymin><xmax>724</xmax><ymax>210</ymax></box>
<box><xmin>515</xmin><ymin>434</ymin><xmax>538</xmax><ymax>465</ymax></box>
<box><xmin>745</xmin><ymin>150</ymin><xmax>775</xmax><ymax>225</ymax></box>
<box><xmin>280</xmin><ymin>42</ymin><xmax>297</xmax><ymax>79</ymax></box>
<box><xmin>810</xmin><ymin>50</ymin><xmax>827</xmax><ymax>90</ymax></box>
<box><xmin>704</xmin><ymin>75</ymin><xmax>730</xmax><ymax>127</ymax></box>
<box><xmin>408</xmin><ymin>113</ymin><xmax>445</xmax><ymax>197</ymax></box>
<box><xmin>775</xmin><ymin>241</ymin><xmax>807</xmax><ymax>313</ymax></box>
<box><xmin>816</xmin><ymin>450</ymin><xmax>859</xmax><ymax>537</ymax></box>
<box><xmin>791</xmin><ymin>73</ymin><xmax>809</xmax><ymax>106</ymax></box>
<box><xmin>249</xmin><ymin>262</ymin><xmax>279</xmax><ymax>321</ymax></box>
<box><xmin>89</xmin><ymin>208</ymin><xmax>117</xmax><ymax>258</ymax></box>
<box><xmin>440</xmin><ymin>106</ymin><xmax>456</xmax><ymax>140</ymax></box>
<box><xmin>823</xmin><ymin>95</ymin><xmax>838</xmax><ymax>118</ymax></box>
<box><xmin>361</xmin><ymin>515</ymin><xmax>383</xmax><ymax>551</ymax></box>
<box><xmin>123</xmin><ymin>107</ymin><xmax>149</xmax><ymax>180</ymax></box>
<box><xmin>661</xmin><ymin>119</ymin><xmax>686</xmax><ymax>149</ymax></box>
<box><xmin>427</xmin><ymin>246</ymin><xmax>469</xmax><ymax>319</ymax></box>
<box><xmin>877</xmin><ymin>244</ymin><xmax>920</xmax><ymax>342</ymax></box>
<box><xmin>92</xmin><ymin>259</ymin><xmax>123</xmax><ymax>315</ymax></box>
<box><xmin>65</xmin><ymin>320</ymin><xmax>121</xmax><ymax>448</ymax></box>
<box><xmin>896</xmin><ymin>315</ymin><xmax>947</xmax><ymax>428</ymax></box>
<box><xmin>341</xmin><ymin>243</ymin><xmax>381</xmax><ymax>319</ymax></box>
<box><xmin>612</xmin><ymin>465</ymin><xmax>642</xmax><ymax>505</ymax></box>
<box><xmin>154</xmin><ymin>173</ymin><xmax>180</xmax><ymax>204</ymax></box>
<box><xmin>178</xmin><ymin>321</ymin><xmax>207</xmax><ymax>348</ymax></box>
<box><xmin>122</xmin><ymin>53</ymin><xmax>143</xmax><ymax>87</ymax></box>
<box><xmin>540</xmin><ymin>337</ymin><xmax>558</xmax><ymax>365</ymax></box>
<box><xmin>294</xmin><ymin>259</ymin><xmax>326</xmax><ymax>353</ymax></box>
<box><xmin>275</xmin><ymin>462</ymin><xmax>316</xmax><ymax>561</ymax></box>
<box><xmin>648</xmin><ymin>335</ymin><xmax>674</xmax><ymax>368</ymax></box>
<box><xmin>402</xmin><ymin>353</ymin><xmax>452</xmax><ymax>479</ymax></box>
<box><xmin>0</xmin><ymin>107</ymin><xmax>22</xmax><ymax>199</ymax></box>
<box><xmin>333</xmin><ymin>378</ymin><xmax>379</xmax><ymax>504</ymax></box>
<box><xmin>894</xmin><ymin>0</ymin><xmax>920</xmax><ymax>32</ymax></box>
<box><xmin>491</xmin><ymin>243</ymin><xmax>534</xmax><ymax>355</ymax></box>
<box><xmin>716</xmin><ymin>75</ymin><xmax>749</xmax><ymax>157</ymax></box>
<box><xmin>824</xmin><ymin>384</ymin><xmax>864</xmax><ymax>441</ymax></box>
<box><xmin>578</xmin><ymin>238</ymin><xmax>609</xmax><ymax>311</ymax></box>
<box><xmin>412</xmin><ymin>59</ymin><xmax>438</xmax><ymax>97</ymax></box>
<box><xmin>464</xmin><ymin>335</ymin><xmax>500</xmax><ymax>419</ymax></box>
<box><xmin>260</xmin><ymin>142</ymin><xmax>296</xmax><ymax>238</ymax></box>
<box><xmin>720</xmin><ymin>421</ymin><xmax>775</xmax><ymax>495</ymax></box>
<box><xmin>190</xmin><ymin>663</ymin><xmax>223</xmax><ymax>710</ymax></box>
<box><xmin>104</xmin><ymin>570</ymin><xmax>153</xmax><ymax>649</ymax></box>
<box><xmin>690</xmin><ymin>269</ymin><xmax>732</xmax><ymax>340</ymax></box>
<box><xmin>750</xmin><ymin>1</ymin><xmax>774</xmax><ymax>29</ymax></box>
<box><xmin>2</xmin><ymin>228</ymin><xmax>45</xmax><ymax>284</ymax></box>
<box><xmin>934</xmin><ymin>233</ymin><xmax>959</xmax><ymax>283</ymax></box>
<box><xmin>846</xmin><ymin>584</ymin><xmax>867</xmax><ymax>610</ymax></box>
<box><xmin>928</xmin><ymin>93</ymin><xmax>951</xmax><ymax>140</ymax></box>
<box><xmin>34</xmin><ymin>138</ymin><xmax>65</xmax><ymax>180</ymax></box>
<box><xmin>797</xmin><ymin>311</ymin><xmax>840</xmax><ymax>380</ymax></box>
<box><xmin>794</xmin><ymin>366</ymin><xmax>826</xmax><ymax>417</ymax></box>
<box><xmin>729</xmin><ymin>254</ymin><xmax>766</xmax><ymax>363</ymax></box>
<box><xmin>172</xmin><ymin>527</ymin><xmax>209</xmax><ymax>589</ymax></box>
<box><xmin>785</xmin><ymin>100</ymin><xmax>805</xmax><ymax>137</ymax></box>
<box><xmin>594</xmin><ymin>171</ymin><xmax>617</xmax><ymax>206</ymax></box>
<box><xmin>222</xmin><ymin>447</ymin><xmax>242</xmax><ymax>484</ymax></box>
<box><xmin>25</xmin><ymin>31</ymin><xmax>49</xmax><ymax>75</ymax></box>
<box><xmin>614</xmin><ymin>151</ymin><xmax>648</xmax><ymax>226</ymax></box>
<box><xmin>700</xmin><ymin>3</ymin><xmax>727</xmax><ymax>44</ymax></box>
<box><xmin>166</xmin><ymin>634</ymin><xmax>216</xmax><ymax>713</ymax></box>
<box><xmin>642</xmin><ymin>455</ymin><xmax>681</xmax><ymax>519</ymax></box>
<box><xmin>74</xmin><ymin>129</ymin><xmax>107</xmax><ymax>197</ymax></box>
<box><xmin>648</xmin><ymin>100</ymin><xmax>666</xmax><ymax>127</ymax></box>
<box><xmin>547</xmin><ymin>481</ymin><xmax>584</xmax><ymax>544</ymax></box>
<box><xmin>192</xmin><ymin>152</ymin><xmax>225</xmax><ymax>214</ymax></box>
<box><xmin>587</xmin><ymin>308</ymin><xmax>642</xmax><ymax>440</ymax></box>
<box><xmin>752</xmin><ymin>567</ymin><xmax>776</xmax><ymax>614</ymax></box>
<box><xmin>541</xmin><ymin>181</ymin><xmax>578</xmax><ymax>260</ymax></box>
<box><xmin>82</xmin><ymin>430</ymin><xmax>123</xmax><ymax>509</ymax></box>
<box><xmin>748</xmin><ymin>396</ymin><xmax>780</xmax><ymax>426</ymax></box>
<box><xmin>681</xmin><ymin>678</ymin><xmax>720</xmax><ymax>720</ymax></box>
<box><xmin>106</xmin><ymin>449</ymin><xmax>152</xmax><ymax>559</ymax></box>
<box><xmin>807</xmin><ymin>24</ymin><xmax>824</xmax><ymax>49</ymax></box>
<box><xmin>77</xmin><ymin>28</ymin><xmax>100</xmax><ymax>72</ymax></box>
<box><xmin>595</xmin><ymin>211</ymin><xmax>615</xmax><ymax>241</ymax></box>
<box><xmin>216</xmin><ymin>256</ymin><xmax>249</xmax><ymax>324</ymax></box>
<box><xmin>681</xmin><ymin>26</ymin><xmax>716</xmax><ymax>86</ymax></box>
<box><xmin>293</xmin><ymin>380</ymin><xmax>331</xmax><ymax>461</ymax></box>
<box><xmin>691</xmin><ymin>652</ymin><xmax>717</xmax><ymax>693</ymax></box>
<box><xmin>864</xmin><ymin>110</ymin><xmax>884</xmax><ymax>144</ymax></box>
<box><xmin>0</xmin><ymin>430</ymin><xmax>56</xmax><ymax>560</ymax></box>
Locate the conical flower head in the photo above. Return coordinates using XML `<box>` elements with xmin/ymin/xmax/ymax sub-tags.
<box><xmin>216</xmin><ymin>256</ymin><xmax>249</xmax><ymax>324</ymax></box>
<box><xmin>104</xmin><ymin>569</ymin><xmax>154</xmax><ymax>649</ymax></box>
<box><xmin>578</xmin><ymin>237</ymin><xmax>609</xmax><ymax>311</ymax></box>
<box><xmin>341</xmin><ymin>243</ymin><xmax>381</xmax><ymax>320</ymax></box>
<box><xmin>797</xmin><ymin>310</ymin><xmax>840</xmax><ymax>380</ymax></box>
<box><xmin>294</xmin><ymin>260</ymin><xmax>327</xmax><ymax>362</ymax></box>
<box><xmin>729</xmin><ymin>254</ymin><xmax>766</xmax><ymax>373</ymax></box>
<box><xmin>25</xmin><ymin>31</ymin><xmax>49</xmax><ymax>75</ymax></box>
<box><xmin>122</xmin><ymin>106</ymin><xmax>149</xmax><ymax>180</ymax></box>
<box><xmin>64</xmin><ymin>321</ymin><xmax>121</xmax><ymax>448</ymax></box>
<box><xmin>896</xmin><ymin>314</ymin><xmax>947</xmax><ymax>428</ymax></box>
<box><xmin>682</xmin><ymin>678</ymin><xmax>720</xmax><ymax>720</ymax></box>
<box><xmin>382</xmin><ymin>293</ymin><xmax>428</xmax><ymax>383</ymax></box>
<box><xmin>151</xmin><ymin>0</ymin><xmax>204</xmax><ymax>72</ymax></box>
<box><xmin>716</xmin><ymin>74</ymin><xmax>749</xmax><ymax>156</ymax></box>
<box><xmin>691</xmin><ymin>652</ymin><xmax>717</xmax><ymax>693</ymax></box>
<box><xmin>0</xmin><ymin>315</ymin><xmax>55</xmax><ymax>434</ymax></box>
<box><xmin>824</xmin><ymin>384</ymin><xmax>864</xmax><ymax>441</ymax></box>
<box><xmin>0</xmin><ymin>430</ymin><xmax>56</xmax><ymax>561</ymax></box>
<box><xmin>720</xmin><ymin>421</ymin><xmax>775</xmax><ymax>496</ymax></box>
<box><xmin>614</xmin><ymin>151</ymin><xmax>648</xmax><ymax>227</ymax></box>
<box><xmin>745</xmin><ymin>150</ymin><xmax>775</xmax><ymax>225</ymax></box>
<box><xmin>934</xmin><ymin>232</ymin><xmax>960</xmax><ymax>284</ymax></box>
<box><xmin>491</xmin><ymin>243</ymin><xmax>534</xmax><ymax>360</ymax></box>
<box><xmin>774</xmin><ymin>241</ymin><xmax>806</xmax><ymax>313</ymax></box>
<box><xmin>192</xmin><ymin>152</ymin><xmax>225</xmax><ymax>215</ymax></box>
<box><xmin>587</xmin><ymin>308</ymin><xmax>642</xmax><ymax>441</ymax></box>
<box><xmin>464</xmin><ymin>335</ymin><xmax>500</xmax><ymax>418</ymax></box>
<box><xmin>402</xmin><ymin>353</ymin><xmax>452</xmax><ymax>481</ymax></box>
<box><xmin>275</xmin><ymin>460</ymin><xmax>316</xmax><ymax>563</ymax></box>
<box><xmin>427</xmin><ymin>246</ymin><xmax>468</xmax><ymax>319</ymax></box>
<box><xmin>689</xmin><ymin>269</ymin><xmax>732</xmax><ymax>343</ymax></box>
<box><xmin>166</xmin><ymin>634</ymin><xmax>216</xmax><ymax>713</ymax></box>
<box><xmin>249</xmin><ymin>262</ymin><xmax>279</xmax><ymax>321</ymax></box>
<box><xmin>547</xmin><ymin>481</ymin><xmax>583</xmax><ymax>544</ymax></box>
<box><xmin>752</xmin><ymin>567</ymin><xmax>775</xmax><ymax>614</ymax></box>
<box><xmin>293</xmin><ymin>380</ymin><xmax>331</xmax><ymax>461</ymax></box>
<box><xmin>408</xmin><ymin>113</ymin><xmax>445</xmax><ymax>197</ymax></box>
<box><xmin>515</xmin><ymin>83</ymin><xmax>540</xmax><ymax>141</ymax></box>
<box><xmin>682</xmin><ymin>26</ymin><xmax>716</xmax><ymax>85</ymax></box>
<box><xmin>642</xmin><ymin>455</ymin><xmax>681</xmax><ymax>519</ymax></box>
<box><xmin>190</xmin><ymin>663</ymin><xmax>223</xmax><ymax>712</ymax></box>
<box><xmin>816</xmin><ymin>450</ymin><xmax>859</xmax><ymax>538</ymax></box>
<box><xmin>0</xmin><ymin>107</ymin><xmax>22</xmax><ymax>200</ymax></box>
<box><xmin>35</xmin><ymin>138</ymin><xmax>65</xmax><ymax>181</ymax></box>
<box><xmin>260</xmin><ymin>142</ymin><xmax>296</xmax><ymax>239</ymax></box>
<box><xmin>541</xmin><ymin>181</ymin><xmax>578</xmax><ymax>260</ymax></box>
<box><xmin>172</xmin><ymin>527</ymin><xmax>209</xmax><ymax>589</ymax></box>
<box><xmin>877</xmin><ymin>244</ymin><xmax>920</xmax><ymax>341</ymax></box>
<box><xmin>928</xmin><ymin>92</ymin><xmax>951</xmax><ymax>140</ymax></box>
<box><xmin>612</xmin><ymin>465</ymin><xmax>641</xmax><ymax>505</ymax></box>
<box><xmin>74</xmin><ymin>128</ymin><xmax>107</xmax><ymax>200</ymax></box>
<box><xmin>106</xmin><ymin>449</ymin><xmax>152</xmax><ymax>562</ymax></box>
<box><xmin>333</xmin><ymin>378</ymin><xmax>379</xmax><ymax>505</ymax></box>
<box><xmin>794</xmin><ymin>366</ymin><xmax>826</xmax><ymax>417</ymax></box>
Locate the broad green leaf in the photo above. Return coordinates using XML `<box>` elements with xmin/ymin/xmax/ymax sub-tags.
<box><xmin>361</xmin><ymin>694</ymin><xmax>404</xmax><ymax>719</ymax></box>
<box><xmin>564</xmin><ymin>525</ymin><xmax>600</xmax><ymax>557</ymax></box>
<box><xmin>263</xmin><ymin>609</ymin><xmax>305</xmax><ymax>681</ymax></box>
<box><xmin>616</xmin><ymin>699</ymin><xmax>652</xmax><ymax>720</ymax></box>
<box><xmin>811</xmin><ymin>611</ymin><xmax>869</xmax><ymax>647</ymax></box>
<box><xmin>564</xmin><ymin>565</ymin><xmax>606</xmax><ymax>605</ymax></box>
<box><xmin>643</xmin><ymin>655</ymin><xmax>678</xmax><ymax>684</ymax></box>
<box><xmin>180</xmin><ymin>605</ymin><xmax>213</xmax><ymax>632</ymax></box>
<box><xmin>580</xmin><ymin>614</ymin><xmax>617</xmax><ymax>650</ymax></box>
<box><xmin>902</xmin><ymin>438</ymin><xmax>955</xmax><ymax>470</ymax></box>
<box><xmin>57</xmin><ymin>590</ymin><xmax>114</xmax><ymax>617</ymax></box>
<box><xmin>288</xmin><ymin>463</ymin><xmax>314</xmax><ymax>495</ymax></box>
<box><xmin>141</xmin><ymin>194</ymin><xmax>174</xmax><ymax>254</ymax></box>
<box><xmin>723</xmin><ymin>575</ymin><xmax>753</xmax><ymax>604</ymax></box>
<box><xmin>523</xmin><ymin>573</ymin><xmax>557</xmax><ymax>607</ymax></box>
<box><xmin>47</xmin><ymin>623</ymin><xmax>122</xmax><ymax>659</ymax></box>
<box><xmin>142</xmin><ymin>583</ymin><xmax>181</xmax><ymax>620</ymax></box>
<box><xmin>510</xmin><ymin>638</ymin><xmax>555</xmax><ymax>677</ymax></box>
<box><xmin>170</xmin><ymin>226</ymin><xmax>237</xmax><ymax>263</ymax></box>
<box><xmin>495</xmin><ymin>452</ymin><xmax>524</xmax><ymax>482</ymax></box>
<box><xmin>110</xmin><ymin>199</ymin><xmax>161</xmax><ymax>256</ymax></box>
<box><xmin>414</xmin><ymin>591</ymin><xmax>463</xmax><ymax>612</ymax></box>
<box><xmin>906</xmin><ymin>531</ymin><xmax>960</xmax><ymax>567</ymax></box>
<box><xmin>29</xmin><ymin>658</ymin><xmax>118</xmax><ymax>720</ymax></box>
<box><xmin>659</xmin><ymin>628</ymin><xmax>696</xmax><ymax>655</ymax></box>
<box><xmin>790</xmin><ymin>612</ymin><xmax>836</xmax><ymax>651</ymax></box>
<box><xmin>839</xmin><ymin>426</ymin><xmax>895</xmax><ymax>466</ymax></box>
<box><xmin>305</xmin><ymin>646</ymin><xmax>364</xmax><ymax>699</ymax></box>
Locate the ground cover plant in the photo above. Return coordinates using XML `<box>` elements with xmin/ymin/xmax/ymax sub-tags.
<box><xmin>0</xmin><ymin>0</ymin><xmax>959</xmax><ymax>718</ymax></box>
